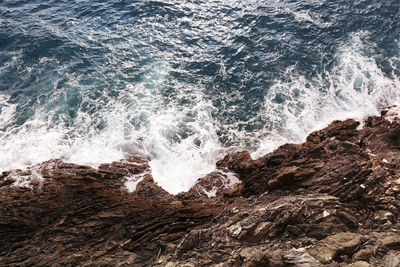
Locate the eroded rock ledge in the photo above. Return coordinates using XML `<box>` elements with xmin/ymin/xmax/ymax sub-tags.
<box><xmin>1</xmin><ymin>112</ymin><xmax>400</xmax><ymax>266</ymax></box>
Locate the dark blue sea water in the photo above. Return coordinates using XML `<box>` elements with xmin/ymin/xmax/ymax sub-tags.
<box><xmin>1</xmin><ymin>0</ymin><xmax>399</xmax><ymax>193</ymax></box>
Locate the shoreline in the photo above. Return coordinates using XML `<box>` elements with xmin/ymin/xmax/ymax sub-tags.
<box><xmin>0</xmin><ymin>109</ymin><xmax>400</xmax><ymax>266</ymax></box>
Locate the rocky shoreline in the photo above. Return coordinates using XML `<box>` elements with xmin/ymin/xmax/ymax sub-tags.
<box><xmin>1</xmin><ymin>109</ymin><xmax>400</xmax><ymax>266</ymax></box>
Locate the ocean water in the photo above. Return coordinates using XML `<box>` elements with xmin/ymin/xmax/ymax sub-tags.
<box><xmin>1</xmin><ymin>0</ymin><xmax>399</xmax><ymax>194</ymax></box>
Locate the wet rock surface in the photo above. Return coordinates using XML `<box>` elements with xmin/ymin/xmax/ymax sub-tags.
<box><xmin>1</xmin><ymin>112</ymin><xmax>400</xmax><ymax>266</ymax></box>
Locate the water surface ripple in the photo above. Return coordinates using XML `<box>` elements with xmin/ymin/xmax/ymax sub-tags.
<box><xmin>0</xmin><ymin>0</ymin><xmax>399</xmax><ymax>193</ymax></box>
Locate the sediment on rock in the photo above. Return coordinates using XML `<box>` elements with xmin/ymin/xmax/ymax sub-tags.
<box><xmin>0</xmin><ymin>110</ymin><xmax>400</xmax><ymax>266</ymax></box>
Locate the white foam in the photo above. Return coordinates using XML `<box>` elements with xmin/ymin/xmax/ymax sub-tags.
<box><xmin>253</xmin><ymin>32</ymin><xmax>400</xmax><ymax>157</ymax></box>
<box><xmin>285</xmin><ymin>8</ymin><xmax>332</xmax><ymax>27</ymax></box>
<box><xmin>192</xmin><ymin>169</ymin><xmax>241</xmax><ymax>198</ymax></box>
<box><xmin>125</xmin><ymin>172</ymin><xmax>147</xmax><ymax>192</ymax></box>
<box><xmin>3</xmin><ymin>167</ymin><xmax>45</xmax><ymax>189</ymax></box>
<box><xmin>0</xmin><ymin>94</ymin><xmax>17</xmax><ymax>129</ymax></box>
<box><xmin>383</xmin><ymin>105</ymin><xmax>400</xmax><ymax>122</ymax></box>
<box><xmin>145</xmin><ymin>89</ymin><xmax>222</xmax><ymax>194</ymax></box>
<box><xmin>0</xmin><ymin>60</ymin><xmax>223</xmax><ymax>194</ymax></box>
<box><xmin>1</xmin><ymin>32</ymin><xmax>399</xmax><ymax>195</ymax></box>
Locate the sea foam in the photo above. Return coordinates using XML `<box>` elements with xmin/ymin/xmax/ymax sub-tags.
<box><xmin>0</xmin><ymin>32</ymin><xmax>399</xmax><ymax>195</ymax></box>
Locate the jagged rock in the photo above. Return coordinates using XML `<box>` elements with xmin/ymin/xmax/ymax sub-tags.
<box><xmin>374</xmin><ymin>210</ymin><xmax>396</xmax><ymax>224</ymax></box>
<box><xmin>345</xmin><ymin>261</ymin><xmax>371</xmax><ymax>267</ymax></box>
<box><xmin>189</xmin><ymin>170</ymin><xmax>240</xmax><ymax>198</ymax></box>
<box><xmin>383</xmin><ymin>235</ymin><xmax>400</xmax><ymax>250</ymax></box>
<box><xmin>0</xmin><ymin>115</ymin><xmax>400</xmax><ymax>266</ymax></box>
<box><xmin>308</xmin><ymin>232</ymin><xmax>363</xmax><ymax>263</ymax></box>
<box><xmin>0</xmin><ymin>158</ymin><xmax>223</xmax><ymax>266</ymax></box>
<box><xmin>352</xmin><ymin>248</ymin><xmax>373</xmax><ymax>262</ymax></box>
<box><xmin>282</xmin><ymin>249</ymin><xmax>321</xmax><ymax>266</ymax></box>
<box><xmin>219</xmin><ymin>116</ymin><xmax>400</xmax><ymax>202</ymax></box>
<box><xmin>239</xmin><ymin>246</ymin><xmax>270</xmax><ymax>267</ymax></box>
<box><xmin>385</xmin><ymin>253</ymin><xmax>400</xmax><ymax>267</ymax></box>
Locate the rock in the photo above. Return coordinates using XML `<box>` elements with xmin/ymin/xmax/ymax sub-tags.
<box><xmin>308</xmin><ymin>232</ymin><xmax>363</xmax><ymax>263</ymax></box>
<box><xmin>352</xmin><ymin>248</ymin><xmax>372</xmax><ymax>262</ymax></box>
<box><xmin>189</xmin><ymin>170</ymin><xmax>241</xmax><ymax>198</ymax></box>
<box><xmin>0</xmin><ymin>116</ymin><xmax>400</xmax><ymax>266</ymax></box>
<box><xmin>223</xmin><ymin>183</ymin><xmax>243</xmax><ymax>197</ymax></box>
<box><xmin>383</xmin><ymin>235</ymin><xmax>400</xmax><ymax>249</ymax></box>
<box><xmin>239</xmin><ymin>246</ymin><xmax>269</xmax><ymax>267</ymax></box>
<box><xmin>345</xmin><ymin>261</ymin><xmax>371</xmax><ymax>267</ymax></box>
<box><xmin>0</xmin><ymin>157</ymin><xmax>223</xmax><ymax>266</ymax></box>
<box><xmin>282</xmin><ymin>250</ymin><xmax>321</xmax><ymax>266</ymax></box>
<box><xmin>374</xmin><ymin>210</ymin><xmax>396</xmax><ymax>224</ymax></box>
<box><xmin>219</xmin><ymin>116</ymin><xmax>400</xmax><ymax>202</ymax></box>
<box><xmin>385</xmin><ymin>253</ymin><xmax>400</xmax><ymax>267</ymax></box>
<box><xmin>177</xmin><ymin>229</ymin><xmax>211</xmax><ymax>252</ymax></box>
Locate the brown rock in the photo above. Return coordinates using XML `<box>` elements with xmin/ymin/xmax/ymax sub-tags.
<box><xmin>383</xmin><ymin>235</ymin><xmax>400</xmax><ymax>250</ymax></box>
<box><xmin>352</xmin><ymin>248</ymin><xmax>373</xmax><ymax>262</ymax></box>
<box><xmin>345</xmin><ymin>261</ymin><xmax>371</xmax><ymax>267</ymax></box>
<box><xmin>0</xmin><ymin>116</ymin><xmax>400</xmax><ymax>266</ymax></box>
<box><xmin>384</xmin><ymin>253</ymin><xmax>400</xmax><ymax>267</ymax></box>
<box><xmin>308</xmin><ymin>232</ymin><xmax>363</xmax><ymax>263</ymax></box>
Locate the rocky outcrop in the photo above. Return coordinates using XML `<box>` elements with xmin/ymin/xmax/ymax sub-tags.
<box><xmin>1</xmin><ymin>109</ymin><xmax>400</xmax><ymax>266</ymax></box>
<box><xmin>0</xmin><ymin>158</ymin><xmax>224</xmax><ymax>266</ymax></box>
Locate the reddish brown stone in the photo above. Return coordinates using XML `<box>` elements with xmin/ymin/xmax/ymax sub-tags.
<box><xmin>1</xmin><ymin>116</ymin><xmax>400</xmax><ymax>266</ymax></box>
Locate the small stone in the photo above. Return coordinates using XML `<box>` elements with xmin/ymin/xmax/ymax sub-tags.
<box><xmin>228</xmin><ymin>224</ymin><xmax>242</xmax><ymax>238</ymax></box>
<box><xmin>239</xmin><ymin>247</ymin><xmax>269</xmax><ymax>267</ymax></box>
<box><xmin>294</xmin><ymin>168</ymin><xmax>316</xmax><ymax>178</ymax></box>
<box><xmin>386</xmin><ymin>188</ymin><xmax>395</xmax><ymax>196</ymax></box>
<box><xmin>224</xmin><ymin>183</ymin><xmax>241</xmax><ymax>197</ymax></box>
<box><xmin>385</xmin><ymin>253</ymin><xmax>400</xmax><ymax>267</ymax></box>
<box><xmin>374</xmin><ymin>210</ymin><xmax>395</xmax><ymax>224</ymax></box>
<box><xmin>253</xmin><ymin>221</ymin><xmax>270</xmax><ymax>237</ymax></box>
<box><xmin>352</xmin><ymin>248</ymin><xmax>372</xmax><ymax>262</ymax></box>
<box><xmin>214</xmin><ymin>261</ymin><xmax>235</xmax><ymax>267</ymax></box>
<box><xmin>267</xmin><ymin>178</ymin><xmax>280</xmax><ymax>188</ymax></box>
<box><xmin>383</xmin><ymin>235</ymin><xmax>400</xmax><ymax>249</ymax></box>
<box><xmin>178</xmin><ymin>230</ymin><xmax>200</xmax><ymax>252</ymax></box>
<box><xmin>315</xmin><ymin>210</ymin><xmax>331</xmax><ymax>221</ymax></box>
<box><xmin>283</xmin><ymin>250</ymin><xmax>320</xmax><ymax>266</ymax></box>
<box><xmin>345</xmin><ymin>261</ymin><xmax>371</xmax><ymax>267</ymax></box>
<box><xmin>392</xmin><ymin>186</ymin><xmax>400</xmax><ymax>192</ymax></box>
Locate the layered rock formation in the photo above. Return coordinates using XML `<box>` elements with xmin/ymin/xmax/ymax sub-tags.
<box><xmin>1</xmin><ymin>110</ymin><xmax>400</xmax><ymax>266</ymax></box>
